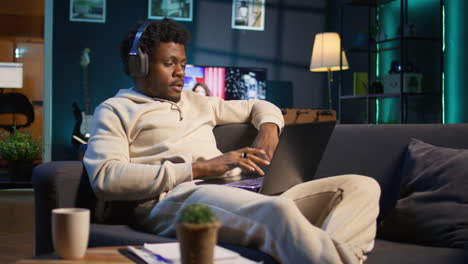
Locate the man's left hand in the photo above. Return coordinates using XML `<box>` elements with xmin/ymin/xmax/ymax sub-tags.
<box><xmin>251</xmin><ymin>122</ymin><xmax>280</xmax><ymax>161</ymax></box>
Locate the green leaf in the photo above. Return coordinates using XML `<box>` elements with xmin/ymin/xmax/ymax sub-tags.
<box><xmin>0</xmin><ymin>128</ymin><xmax>41</xmax><ymax>161</ymax></box>
<box><xmin>177</xmin><ymin>203</ymin><xmax>217</xmax><ymax>224</ymax></box>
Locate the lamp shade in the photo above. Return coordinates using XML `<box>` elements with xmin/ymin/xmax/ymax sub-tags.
<box><xmin>0</xmin><ymin>62</ymin><xmax>23</xmax><ymax>88</ymax></box>
<box><xmin>310</xmin><ymin>32</ymin><xmax>349</xmax><ymax>72</ymax></box>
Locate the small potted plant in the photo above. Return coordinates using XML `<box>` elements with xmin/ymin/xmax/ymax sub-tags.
<box><xmin>0</xmin><ymin>129</ymin><xmax>41</xmax><ymax>182</ymax></box>
<box><xmin>176</xmin><ymin>203</ymin><xmax>221</xmax><ymax>264</ymax></box>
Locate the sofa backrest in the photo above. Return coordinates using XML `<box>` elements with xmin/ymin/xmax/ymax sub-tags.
<box><xmin>316</xmin><ymin>123</ymin><xmax>468</xmax><ymax>220</ymax></box>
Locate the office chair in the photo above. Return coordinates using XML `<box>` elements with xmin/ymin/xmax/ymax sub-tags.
<box><xmin>0</xmin><ymin>92</ymin><xmax>35</xmax><ymax>132</ymax></box>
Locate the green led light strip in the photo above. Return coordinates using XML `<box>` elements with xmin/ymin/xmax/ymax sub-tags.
<box><xmin>376</xmin><ymin>98</ymin><xmax>380</xmax><ymax>124</ymax></box>
<box><xmin>376</xmin><ymin>5</ymin><xmax>380</xmax><ymax>80</ymax></box>
<box><xmin>442</xmin><ymin>72</ymin><xmax>445</xmax><ymax>123</ymax></box>
<box><xmin>442</xmin><ymin>3</ymin><xmax>445</xmax><ymax>124</ymax></box>
<box><xmin>375</xmin><ymin>6</ymin><xmax>380</xmax><ymax>124</ymax></box>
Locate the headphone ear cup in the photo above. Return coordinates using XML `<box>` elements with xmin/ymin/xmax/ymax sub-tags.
<box><xmin>127</xmin><ymin>55</ymin><xmax>137</xmax><ymax>76</ymax></box>
<box><xmin>139</xmin><ymin>49</ymin><xmax>149</xmax><ymax>77</ymax></box>
<box><xmin>128</xmin><ymin>48</ymin><xmax>149</xmax><ymax>77</ymax></box>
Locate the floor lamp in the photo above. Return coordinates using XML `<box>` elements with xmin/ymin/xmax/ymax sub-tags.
<box><xmin>310</xmin><ymin>32</ymin><xmax>349</xmax><ymax>109</ymax></box>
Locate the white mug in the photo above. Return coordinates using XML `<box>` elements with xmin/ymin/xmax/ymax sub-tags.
<box><xmin>52</xmin><ymin>208</ymin><xmax>90</xmax><ymax>259</ymax></box>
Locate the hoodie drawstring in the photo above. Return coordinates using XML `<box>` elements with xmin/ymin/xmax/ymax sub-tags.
<box><xmin>153</xmin><ymin>98</ymin><xmax>184</xmax><ymax>121</ymax></box>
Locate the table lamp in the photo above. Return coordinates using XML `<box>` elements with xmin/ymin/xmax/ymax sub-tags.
<box><xmin>0</xmin><ymin>62</ymin><xmax>23</xmax><ymax>90</ymax></box>
<box><xmin>310</xmin><ymin>32</ymin><xmax>349</xmax><ymax>109</ymax></box>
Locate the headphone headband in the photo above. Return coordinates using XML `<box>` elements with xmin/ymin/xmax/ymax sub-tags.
<box><xmin>129</xmin><ymin>22</ymin><xmax>151</xmax><ymax>56</ymax></box>
<box><xmin>127</xmin><ymin>22</ymin><xmax>151</xmax><ymax>78</ymax></box>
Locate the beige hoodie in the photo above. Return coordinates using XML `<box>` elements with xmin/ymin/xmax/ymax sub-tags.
<box><xmin>83</xmin><ymin>88</ymin><xmax>284</xmax><ymax>201</ymax></box>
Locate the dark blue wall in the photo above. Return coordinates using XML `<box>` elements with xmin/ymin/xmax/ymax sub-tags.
<box><xmin>52</xmin><ymin>0</ymin><xmax>327</xmax><ymax>160</ymax></box>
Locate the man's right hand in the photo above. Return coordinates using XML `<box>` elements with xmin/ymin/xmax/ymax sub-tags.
<box><xmin>192</xmin><ymin>147</ymin><xmax>270</xmax><ymax>179</ymax></box>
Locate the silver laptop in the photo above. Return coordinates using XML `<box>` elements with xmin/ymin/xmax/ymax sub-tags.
<box><xmin>200</xmin><ymin>121</ymin><xmax>336</xmax><ymax>195</ymax></box>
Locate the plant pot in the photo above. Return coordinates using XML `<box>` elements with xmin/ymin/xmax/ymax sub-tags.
<box><xmin>176</xmin><ymin>221</ymin><xmax>221</xmax><ymax>264</ymax></box>
<box><xmin>7</xmin><ymin>160</ymin><xmax>34</xmax><ymax>182</ymax></box>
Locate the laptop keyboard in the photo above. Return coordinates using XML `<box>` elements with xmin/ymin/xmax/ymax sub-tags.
<box><xmin>225</xmin><ymin>177</ymin><xmax>264</xmax><ymax>192</ymax></box>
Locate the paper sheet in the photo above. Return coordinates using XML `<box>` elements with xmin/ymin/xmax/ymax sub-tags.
<box><xmin>143</xmin><ymin>242</ymin><xmax>260</xmax><ymax>264</ymax></box>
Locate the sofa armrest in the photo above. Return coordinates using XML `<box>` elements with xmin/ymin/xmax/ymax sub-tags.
<box><xmin>32</xmin><ymin>161</ymin><xmax>96</xmax><ymax>255</ymax></box>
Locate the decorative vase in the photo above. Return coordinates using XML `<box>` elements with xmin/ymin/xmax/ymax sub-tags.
<box><xmin>176</xmin><ymin>221</ymin><xmax>221</xmax><ymax>264</ymax></box>
<box><xmin>7</xmin><ymin>160</ymin><xmax>34</xmax><ymax>182</ymax></box>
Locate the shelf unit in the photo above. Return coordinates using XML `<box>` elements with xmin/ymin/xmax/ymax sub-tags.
<box><xmin>338</xmin><ymin>0</ymin><xmax>444</xmax><ymax>124</ymax></box>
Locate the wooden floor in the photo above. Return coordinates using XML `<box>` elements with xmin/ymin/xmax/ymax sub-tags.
<box><xmin>0</xmin><ymin>189</ymin><xmax>35</xmax><ymax>264</ymax></box>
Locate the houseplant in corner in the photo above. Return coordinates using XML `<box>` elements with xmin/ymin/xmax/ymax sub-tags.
<box><xmin>0</xmin><ymin>128</ymin><xmax>41</xmax><ymax>182</ymax></box>
<box><xmin>176</xmin><ymin>203</ymin><xmax>221</xmax><ymax>264</ymax></box>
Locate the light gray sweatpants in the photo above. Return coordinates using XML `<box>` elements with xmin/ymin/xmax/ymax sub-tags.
<box><xmin>134</xmin><ymin>174</ymin><xmax>381</xmax><ymax>264</ymax></box>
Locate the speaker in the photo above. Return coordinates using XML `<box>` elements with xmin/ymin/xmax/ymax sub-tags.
<box><xmin>128</xmin><ymin>22</ymin><xmax>151</xmax><ymax>78</ymax></box>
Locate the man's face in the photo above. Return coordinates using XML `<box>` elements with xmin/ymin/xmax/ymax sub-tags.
<box><xmin>138</xmin><ymin>42</ymin><xmax>187</xmax><ymax>102</ymax></box>
<box><xmin>194</xmin><ymin>85</ymin><xmax>207</xmax><ymax>96</ymax></box>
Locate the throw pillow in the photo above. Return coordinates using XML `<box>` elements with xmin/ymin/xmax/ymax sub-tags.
<box><xmin>378</xmin><ymin>138</ymin><xmax>468</xmax><ymax>249</ymax></box>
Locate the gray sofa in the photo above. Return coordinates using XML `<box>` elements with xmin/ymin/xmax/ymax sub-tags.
<box><xmin>33</xmin><ymin>123</ymin><xmax>468</xmax><ymax>263</ymax></box>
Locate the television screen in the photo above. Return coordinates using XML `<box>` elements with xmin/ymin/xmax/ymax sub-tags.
<box><xmin>183</xmin><ymin>65</ymin><xmax>267</xmax><ymax>100</ymax></box>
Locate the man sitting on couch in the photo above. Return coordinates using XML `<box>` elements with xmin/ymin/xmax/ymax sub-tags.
<box><xmin>83</xmin><ymin>18</ymin><xmax>381</xmax><ymax>264</ymax></box>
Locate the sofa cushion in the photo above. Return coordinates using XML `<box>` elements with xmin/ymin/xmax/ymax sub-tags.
<box><xmin>378</xmin><ymin>138</ymin><xmax>468</xmax><ymax>249</ymax></box>
<box><xmin>366</xmin><ymin>239</ymin><xmax>468</xmax><ymax>264</ymax></box>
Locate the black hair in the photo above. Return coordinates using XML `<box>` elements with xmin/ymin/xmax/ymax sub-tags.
<box><xmin>192</xmin><ymin>82</ymin><xmax>211</xmax><ymax>96</ymax></box>
<box><xmin>120</xmin><ymin>18</ymin><xmax>191</xmax><ymax>76</ymax></box>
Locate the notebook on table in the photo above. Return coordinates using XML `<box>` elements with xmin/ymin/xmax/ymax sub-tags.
<box><xmin>200</xmin><ymin>121</ymin><xmax>336</xmax><ymax>195</ymax></box>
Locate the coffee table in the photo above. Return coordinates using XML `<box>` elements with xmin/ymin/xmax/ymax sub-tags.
<box><xmin>15</xmin><ymin>246</ymin><xmax>133</xmax><ymax>264</ymax></box>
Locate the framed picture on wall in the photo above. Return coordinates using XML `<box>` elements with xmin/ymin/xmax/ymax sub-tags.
<box><xmin>148</xmin><ymin>0</ymin><xmax>193</xmax><ymax>22</ymax></box>
<box><xmin>232</xmin><ymin>0</ymin><xmax>265</xmax><ymax>31</ymax></box>
<box><xmin>69</xmin><ymin>0</ymin><xmax>106</xmax><ymax>23</ymax></box>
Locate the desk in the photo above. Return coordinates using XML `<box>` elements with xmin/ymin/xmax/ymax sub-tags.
<box><xmin>16</xmin><ymin>247</ymin><xmax>132</xmax><ymax>264</ymax></box>
<box><xmin>0</xmin><ymin>160</ymin><xmax>34</xmax><ymax>189</ymax></box>
<box><xmin>0</xmin><ymin>173</ymin><xmax>32</xmax><ymax>189</ymax></box>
